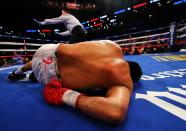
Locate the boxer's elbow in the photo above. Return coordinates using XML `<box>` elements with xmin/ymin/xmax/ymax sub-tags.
<box><xmin>106</xmin><ymin>106</ymin><xmax>127</xmax><ymax>125</ymax></box>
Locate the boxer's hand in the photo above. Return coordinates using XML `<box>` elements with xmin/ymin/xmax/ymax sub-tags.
<box><xmin>43</xmin><ymin>79</ymin><xmax>68</xmax><ymax>105</ymax></box>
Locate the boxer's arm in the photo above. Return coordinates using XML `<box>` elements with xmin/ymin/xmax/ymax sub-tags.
<box><xmin>77</xmin><ymin>85</ymin><xmax>132</xmax><ymax>125</ymax></box>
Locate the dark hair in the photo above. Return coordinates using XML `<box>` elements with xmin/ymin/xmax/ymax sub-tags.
<box><xmin>62</xmin><ymin>8</ymin><xmax>71</xmax><ymax>13</ymax></box>
<box><xmin>127</xmin><ymin>61</ymin><xmax>142</xmax><ymax>82</ymax></box>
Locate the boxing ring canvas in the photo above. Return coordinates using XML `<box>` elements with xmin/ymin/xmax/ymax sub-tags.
<box><xmin>0</xmin><ymin>52</ymin><xmax>185</xmax><ymax>131</ymax></box>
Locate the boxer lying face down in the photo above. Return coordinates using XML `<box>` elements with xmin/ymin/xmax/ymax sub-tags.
<box><xmin>8</xmin><ymin>40</ymin><xmax>142</xmax><ymax>125</ymax></box>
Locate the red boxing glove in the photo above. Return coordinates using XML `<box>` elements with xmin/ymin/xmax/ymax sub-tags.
<box><xmin>43</xmin><ymin>79</ymin><xmax>68</xmax><ymax>105</ymax></box>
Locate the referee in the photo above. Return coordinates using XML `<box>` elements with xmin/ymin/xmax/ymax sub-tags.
<box><xmin>34</xmin><ymin>8</ymin><xmax>86</xmax><ymax>44</ymax></box>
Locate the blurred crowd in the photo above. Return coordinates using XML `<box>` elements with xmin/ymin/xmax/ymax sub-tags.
<box><xmin>0</xmin><ymin>51</ymin><xmax>32</xmax><ymax>67</ymax></box>
<box><xmin>121</xmin><ymin>38</ymin><xmax>170</xmax><ymax>55</ymax></box>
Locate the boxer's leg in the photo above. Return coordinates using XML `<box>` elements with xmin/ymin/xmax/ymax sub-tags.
<box><xmin>8</xmin><ymin>61</ymin><xmax>32</xmax><ymax>81</ymax></box>
<box><xmin>19</xmin><ymin>61</ymin><xmax>32</xmax><ymax>72</ymax></box>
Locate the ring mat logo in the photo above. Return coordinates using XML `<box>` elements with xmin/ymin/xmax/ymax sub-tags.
<box><xmin>136</xmin><ymin>84</ymin><xmax>186</xmax><ymax>121</ymax></box>
<box><xmin>152</xmin><ymin>55</ymin><xmax>186</xmax><ymax>61</ymax></box>
<box><xmin>141</xmin><ymin>68</ymin><xmax>186</xmax><ymax>81</ymax></box>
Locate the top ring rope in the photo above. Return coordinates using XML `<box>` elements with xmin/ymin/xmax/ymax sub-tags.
<box><xmin>177</xmin><ymin>25</ymin><xmax>186</xmax><ymax>32</ymax></box>
<box><xmin>104</xmin><ymin>26</ymin><xmax>169</xmax><ymax>40</ymax></box>
<box><xmin>0</xmin><ymin>41</ymin><xmax>52</xmax><ymax>46</ymax></box>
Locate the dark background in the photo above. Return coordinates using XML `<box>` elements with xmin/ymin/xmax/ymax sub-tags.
<box><xmin>0</xmin><ymin>0</ymin><xmax>185</xmax><ymax>39</ymax></box>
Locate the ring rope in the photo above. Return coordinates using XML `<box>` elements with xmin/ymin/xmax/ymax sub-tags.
<box><xmin>117</xmin><ymin>38</ymin><xmax>169</xmax><ymax>46</ymax></box>
<box><xmin>0</xmin><ymin>41</ymin><xmax>51</xmax><ymax>46</ymax></box>
<box><xmin>177</xmin><ymin>25</ymin><xmax>186</xmax><ymax>32</ymax></box>
<box><xmin>114</xmin><ymin>32</ymin><xmax>170</xmax><ymax>43</ymax></box>
<box><xmin>105</xmin><ymin>26</ymin><xmax>169</xmax><ymax>40</ymax></box>
<box><xmin>0</xmin><ymin>49</ymin><xmax>37</xmax><ymax>52</ymax></box>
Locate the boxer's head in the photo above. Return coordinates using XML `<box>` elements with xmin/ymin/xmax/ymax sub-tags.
<box><xmin>127</xmin><ymin>61</ymin><xmax>142</xmax><ymax>82</ymax></box>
